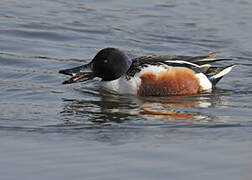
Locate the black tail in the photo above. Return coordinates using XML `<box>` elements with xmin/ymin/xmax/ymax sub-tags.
<box><xmin>206</xmin><ymin>64</ymin><xmax>235</xmax><ymax>86</ymax></box>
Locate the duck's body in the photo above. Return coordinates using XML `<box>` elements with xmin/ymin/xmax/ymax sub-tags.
<box><xmin>100</xmin><ymin>65</ymin><xmax>211</xmax><ymax>96</ymax></box>
<box><xmin>59</xmin><ymin>48</ymin><xmax>234</xmax><ymax>96</ymax></box>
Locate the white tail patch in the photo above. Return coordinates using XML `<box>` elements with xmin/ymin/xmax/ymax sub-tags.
<box><xmin>195</xmin><ymin>73</ymin><xmax>212</xmax><ymax>90</ymax></box>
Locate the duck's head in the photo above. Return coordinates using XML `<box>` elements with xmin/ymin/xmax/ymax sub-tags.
<box><xmin>59</xmin><ymin>48</ymin><xmax>132</xmax><ymax>84</ymax></box>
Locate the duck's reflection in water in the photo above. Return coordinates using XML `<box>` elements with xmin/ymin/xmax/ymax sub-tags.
<box><xmin>60</xmin><ymin>88</ymin><xmax>229</xmax><ymax>126</ymax></box>
<box><xmin>138</xmin><ymin>95</ymin><xmax>213</xmax><ymax>124</ymax></box>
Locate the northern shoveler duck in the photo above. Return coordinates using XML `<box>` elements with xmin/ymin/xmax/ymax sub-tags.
<box><xmin>59</xmin><ymin>48</ymin><xmax>234</xmax><ymax>96</ymax></box>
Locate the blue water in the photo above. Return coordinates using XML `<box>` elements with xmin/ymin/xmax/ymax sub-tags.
<box><xmin>0</xmin><ymin>0</ymin><xmax>252</xmax><ymax>179</ymax></box>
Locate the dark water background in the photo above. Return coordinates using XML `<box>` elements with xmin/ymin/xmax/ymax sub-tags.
<box><xmin>0</xmin><ymin>0</ymin><xmax>252</xmax><ymax>179</ymax></box>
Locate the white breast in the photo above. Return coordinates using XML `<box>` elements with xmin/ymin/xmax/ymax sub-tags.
<box><xmin>100</xmin><ymin>76</ymin><xmax>141</xmax><ymax>94</ymax></box>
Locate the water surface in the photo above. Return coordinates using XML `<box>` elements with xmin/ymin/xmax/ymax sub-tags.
<box><xmin>0</xmin><ymin>0</ymin><xmax>252</xmax><ymax>179</ymax></box>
